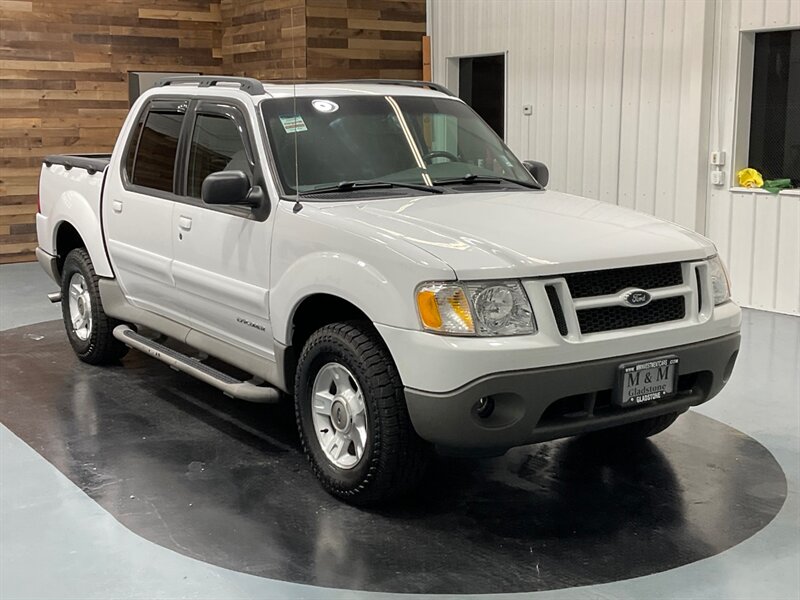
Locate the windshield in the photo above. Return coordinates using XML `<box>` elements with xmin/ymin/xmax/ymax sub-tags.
<box><xmin>261</xmin><ymin>95</ymin><xmax>535</xmax><ymax>195</ymax></box>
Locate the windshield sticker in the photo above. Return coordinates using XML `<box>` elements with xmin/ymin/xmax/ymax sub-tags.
<box><xmin>279</xmin><ymin>115</ymin><xmax>307</xmax><ymax>133</ymax></box>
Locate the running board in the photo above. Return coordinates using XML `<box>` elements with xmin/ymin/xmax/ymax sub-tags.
<box><xmin>48</xmin><ymin>291</ymin><xmax>62</xmax><ymax>303</ymax></box>
<box><xmin>113</xmin><ymin>325</ymin><xmax>280</xmax><ymax>403</ymax></box>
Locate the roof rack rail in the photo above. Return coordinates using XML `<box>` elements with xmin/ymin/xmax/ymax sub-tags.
<box><xmin>265</xmin><ymin>78</ymin><xmax>457</xmax><ymax>97</ymax></box>
<box><xmin>330</xmin><ymin>79</ymin><xmax>457</xmax><ymax>97</ymax></box>
<box><xmin>154</xmin><ymin>76</ymin><xmax>266</xmax><ymax>96</ymax></box>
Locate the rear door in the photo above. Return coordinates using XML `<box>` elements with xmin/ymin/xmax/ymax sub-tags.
<box><xmin>103</xmin><ymin>98</ymin><xmax>187</xmax><ymax>320</ymax></box>
<box><xmin>170</xmin><ymin>99</ymin><xmax>275</xmax><ymax>355</ymax></box>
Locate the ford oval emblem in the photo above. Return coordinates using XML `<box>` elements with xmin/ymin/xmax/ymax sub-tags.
<box><xmin>623</xmin><ymin>289</ymin><xmax>652</xmax><ymax>307</ymax></box>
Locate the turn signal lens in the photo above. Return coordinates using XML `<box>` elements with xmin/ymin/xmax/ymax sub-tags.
<box><xmin>415</xmin><ymin>283</ymin><xmax>475</xmax><ymax>334</ymax></box>
<box><xmin>417</xmin><ymin>290</ymin><xmax>442</xmax><ymax>329</ymax></box>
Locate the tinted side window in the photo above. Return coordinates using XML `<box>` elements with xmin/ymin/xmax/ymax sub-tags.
<box><xmin>131</xmin><ymin>110</ymin><xmax>184</xmax><ymax>192</ymax></box>
<box><xmin>123</xmin><ymin>117</ymin><xmax>143</xmax><ymax>182</ymax></box>
<box><xmin>187</xmin><ymin>114</ymin><xmax>251</xmax><ymax>199</ymax></box>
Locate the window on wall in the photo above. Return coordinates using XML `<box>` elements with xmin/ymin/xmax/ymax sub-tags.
<box><xmin>748</xmin><ymin>30</ymin><xmax>800</xmax><ymax>187</ymax></box>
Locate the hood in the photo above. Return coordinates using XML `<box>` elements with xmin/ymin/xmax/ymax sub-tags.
<box><xmin>322</xmin><ymin>190</ymin><xmax>716</xmax><ymax>279</ymax></box>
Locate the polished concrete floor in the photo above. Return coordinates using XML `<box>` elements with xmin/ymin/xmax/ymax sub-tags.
<box><xmin>1</xmin><ymin>261</ymin><xmax>799</xmax><ymax>599</ymax></box>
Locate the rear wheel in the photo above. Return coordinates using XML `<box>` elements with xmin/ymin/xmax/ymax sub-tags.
<box><xmin>588</xmin><ymin>412</ymin><xmax>680</xmax><ymax>443</ymax></box>
<box><xmin>60</xmin><ymin>248</ymin><xmax>128</xmax><ymax>365</ymax></box>
<box><xmin>294</xmin><ymin>321</ymin><xmax>430</xmax><ymax>505</ymax></box>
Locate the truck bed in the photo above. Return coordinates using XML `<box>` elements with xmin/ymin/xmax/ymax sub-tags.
<box><xmin>37</xmin><ymin>153</ymin><xmax>114</xmax><ymax>278</ymax></box>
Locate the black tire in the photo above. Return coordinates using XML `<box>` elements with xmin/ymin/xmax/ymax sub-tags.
<box><xmin>294</xmin><ymin>321</ymin><xmax>430</xmax><ymax>506</ymax></box>
<box><xmin>60</xmin><ymin>248</ymin><xmax>128</xmax><ymax>365</ymax></box>
<box><xmin>587</xmin><ymin>412</ymin><xmax>680</xmax><ymax>443</ymax></box>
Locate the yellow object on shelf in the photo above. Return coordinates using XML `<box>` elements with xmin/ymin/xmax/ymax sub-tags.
<box><xmin>737</xmin><ymin>168</ymin><xmax>764</xmax><ymax>188</ymax></box>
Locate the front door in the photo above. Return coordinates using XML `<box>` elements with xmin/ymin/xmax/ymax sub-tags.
<box><xmin>170</xmin><ymin>100</ymin><xmax>274</xmax><ymax>356</ymax></box>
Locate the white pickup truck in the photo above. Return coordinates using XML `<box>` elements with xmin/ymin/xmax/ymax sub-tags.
<box><xmin>36</xmin><ymin>76</ymin><xmax>741</xmax><ymax>505</ymax></box>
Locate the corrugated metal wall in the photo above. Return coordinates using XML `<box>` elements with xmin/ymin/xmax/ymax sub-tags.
<box><xmin>616</xmin><ymin>0</ymin><xmax>714</xmax><ymax>229</ymax></box>
<box><xmin>429</xmin><ymin>0</ymin><xmax>800</xmax><ymax>315</ymax></box>
<box><xmin>706</xmin><ymin>0</ymin><xmax>800</xmax><ymax>315</ymax></box>
<box><xmin>428</xmin><ymin>0</ymin><xmax>713</xmax><ymax>231</ymax></box>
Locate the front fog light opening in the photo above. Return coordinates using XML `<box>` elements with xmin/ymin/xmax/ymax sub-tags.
<box><xmin>475</xmin><ymin>396</ymin><xmax>495</xmax><ymax>419</ymax></box>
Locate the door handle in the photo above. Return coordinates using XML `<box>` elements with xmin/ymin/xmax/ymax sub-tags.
<box><xmin>178</xmin><ymin>216</ymin><xmax>192</xmax><ymax>231</ymax></box>
<box><xmin>112</xmin><ymin>200</ymin><xmax>123</xmax><ymax>213</ymax></box>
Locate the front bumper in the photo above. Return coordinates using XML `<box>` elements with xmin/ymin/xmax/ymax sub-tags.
<box><xmin>376</xmin><ymin>300</ymin><xmax>742</xmax><ymax>393</ymax></box>
<box><xmin>404</xmin><ymin>333</ymin><xmax>740</xmax><ymax>452</ymax></box>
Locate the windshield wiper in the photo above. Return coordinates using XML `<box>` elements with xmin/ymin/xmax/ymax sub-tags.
<box><xmin>432</xmin><ymin>173</ymin><xmax>542</xmax><ymax>190</ymax></box>
<box><xmin>301</xmin><ymin>180</ymin><xmax>443</xmax><ymax>195</ymax></box>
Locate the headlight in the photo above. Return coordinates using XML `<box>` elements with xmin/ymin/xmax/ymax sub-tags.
<box><xmin>416</xmin><ymin>280</ymin><xmax>536</xmax><ymax>336</ymax></box>
<box><xmin>707</xmin><ymin>255</ymin><xmax>731</xmax><ymax>305</ymax></box>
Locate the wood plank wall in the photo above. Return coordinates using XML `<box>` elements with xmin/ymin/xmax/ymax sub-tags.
<box><xmin>306</xmin><ymin>0</ymin><xmax>425</xmax><ymax>80</ymax></box>
<box><xmin>0</xmin><ymin>0</ymin><xmax>425</xmax><ymax>264</ymax></box>
<box><xmin>0</xmin><ymin>0</ymin><xmax>223</xmax><ymax>263</ymax></box>
<box><xmin>221</xmin><ymin>0</ymin><xmax>307</xmax><ymax>80</ymax></box>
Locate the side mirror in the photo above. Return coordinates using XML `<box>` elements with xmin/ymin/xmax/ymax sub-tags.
<box><xmin>523</xmin><ymin>160</ymin><xmax>549</xmax><ymax>188</ymax></box>
<box><xmin>201</xmin><ymin>171</ymin><xmax>254</xmax><ymax>206</ymax></box>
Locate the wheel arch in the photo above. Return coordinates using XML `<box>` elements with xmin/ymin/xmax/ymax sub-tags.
<box><xmin>54</xmin><ymin>221</ymin><xmax>86</xmax><ymax>280</ymax></box>
<box><xmin>282</xmin><ymin>293</ymin><xmax>377</xmax><ymax>394</ymax></box>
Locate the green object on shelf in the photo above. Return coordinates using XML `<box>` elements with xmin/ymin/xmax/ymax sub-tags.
<box><xmin>762</xmin><ymin>179</ymin><xmax>793</xmax><ymax>194</ymax></box>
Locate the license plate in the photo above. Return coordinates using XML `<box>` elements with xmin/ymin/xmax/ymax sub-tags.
<box><xmin>614</xmin><ymin>355</ymin><xmax>679</xmax><ymax>408</ymax></box>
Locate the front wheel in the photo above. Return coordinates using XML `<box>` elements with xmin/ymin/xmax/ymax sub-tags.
<box><xmin>60</xmin><ymin>248</ymin><xmax>128</xmax><ymax>365</ymax></box>
<box><xmin>294</xmin><ymin>321</ymin><xmax>430</xmax><ymax>505</ymax></box>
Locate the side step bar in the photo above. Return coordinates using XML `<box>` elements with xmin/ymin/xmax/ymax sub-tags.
<box><xmin>48</xmin><ymin>291</ymin><xmax>62</xmax><ymax>303</ymax></box>
<box><xmin>113</xmin><ymin>325</ymin><xmax>280</xmax><ymax>403</ymax></box>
